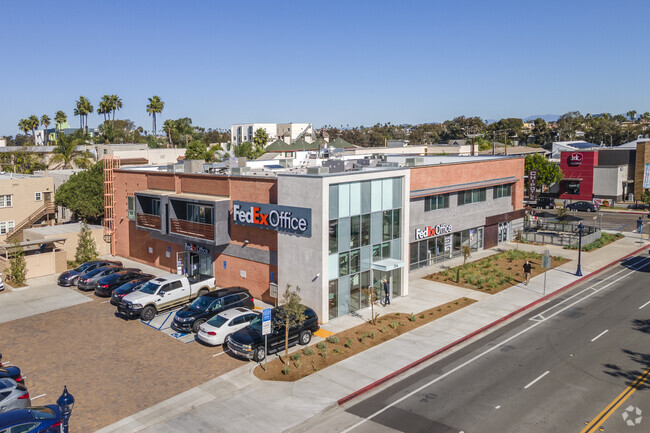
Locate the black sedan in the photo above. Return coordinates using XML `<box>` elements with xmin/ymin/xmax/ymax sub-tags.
<box><xmin>94</xmin><ymin>269</ymin><xmax>146</xmax><ymax>297</ymax></box>
<box><xmin>57</xmin><ymin>260</ymin><xmax>122</xmax><ymax>286</ymax></box>
<box><xmin>76</xmin><ymin>266</ymin><xmax>124</xmax><ymax>291</ymax></box>
<box><xmin>171</xmin><ymin>287</ymin><xmax>254</xmax><ymax>333</ymax></box>
<box><xmin>110</xmin><ymin>276</ymin><xmax>155</xmax><ymax>306</ymax></box>
<box><xmin>566</xmin><ymin>201</ymin><xmax>600</xmax><ymax>212</ymax></box>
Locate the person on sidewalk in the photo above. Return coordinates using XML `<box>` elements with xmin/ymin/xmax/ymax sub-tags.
<box><xmin>523</xmin><ymin>260</ymin><xmax>533</xmax><ymax>285</ymax></box>
<box><xmin>382</xmin><ymin>279</ymin><xmax>390</xmax><ymax>306</ymax></box>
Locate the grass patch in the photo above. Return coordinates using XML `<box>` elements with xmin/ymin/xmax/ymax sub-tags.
<box><xmin>565</xmin><ymin>232</ymin><xmax>624</xmax><ymax>251</ymax></box>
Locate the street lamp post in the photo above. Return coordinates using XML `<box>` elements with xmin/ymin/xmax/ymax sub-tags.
<box><xmin>57</xmin><ymin>386</ymin><xmax>75</xmax><ymax>433</ymax></box>
<box><xmin>576</xmin><ymin>222</ymin><xmax>584</xmax><ymax>276</ymax></box>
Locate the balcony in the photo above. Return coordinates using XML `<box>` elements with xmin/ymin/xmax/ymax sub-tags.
<box><xmin>170</xmin><ymin>218</ymin><xmax>214</xmax><ymax>241</ymax></box>
<box><xmin>136</xmin><ymin>213</ymin><xmax>162</xmax><ymax>230</ymax></box>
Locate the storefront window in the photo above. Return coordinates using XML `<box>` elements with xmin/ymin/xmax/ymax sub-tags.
<box><xmin>382</xmin><ymin>242</ymin><xmax>390</xmax><ymax>259</ymax></box>
<box><xmin>372</xmin><ymin>244</ymin><xmax>381</xmax><ymax>262</ymax></box>
<box><xmin>350</xmin><ymin>273</ymin><xmax>360</xmax><ymax>312</ymax></box>
<box><xmin>392</xmin><ymin>209</ymin><xmax>400</xmax><ymax>240</ymax></box>
<box><xmin>350</xmin><ymin>249</ymin><xmax>360</xmax><ymax>274</ymax></box>
<box><xmin>339</xmin><ymin>252</ymin><xmax>349</xmax><ymax>277</ymax></box>
<box><xmin>329</xmin><ymin>280</ymin><xmax>338</xmax><ymax>320</ymax></box>
<box><xmin>566</xmin><ymin>181</ymin><xmax>580</xmax><ymax>195</ymax></box>
<box><xmin>409</xmin><ymin>226</ymin><xmax>484</xmax><ymax>269</ymax></box>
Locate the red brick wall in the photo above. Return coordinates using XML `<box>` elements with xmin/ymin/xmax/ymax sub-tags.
<box><xmin>410</xmin><ymin>158</ymin><xmax>525</xmax><ymax>210</ymax></box>
<box><xmin>181</xmin><ymin>174</ymin><xmax>229</xmax><ymax>196</ymax></box>
<box><xmin>146</xmin><ymin>173</ymin><xmax>175</xmax><ymax>191</ymax></box>
<box><xmin>214</xmin><ymin>254</ymin><xmax>276</xmax><ymax>303</ymax></box>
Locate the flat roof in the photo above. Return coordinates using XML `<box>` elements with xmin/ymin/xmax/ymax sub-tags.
<box><xmin>0</xmin><ymin>173</ymin><xmax>46</xmax><ymax>180</ymax></box>
<box><xmin>23</xmin><ymin>222</ymin><xmax>103</xmax><ymax>236</ymax></box>
<box><xmin>169</xmin><ymin>192</ymin><xmax>229</xmax><ymax>202</ymax></box>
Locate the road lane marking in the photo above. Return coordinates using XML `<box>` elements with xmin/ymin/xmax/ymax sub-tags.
<box><xmin>340</xmin><ymin>257</ymin><xmax>650</xmax><ymax>433</ymax></box>
<box><xmin>495</xmin><ymin>405</ymin><xmax>501</xmax><ymax>409</ymax></box>
<box><xmin>580</xmin><ymin>366</ymin><xmax>650</xmax><ymax>433</ymax></box>
<box><xmin>524</xmin><ymin>371</ymin><xmax>550</xmax><ymax>389</ymax></box>
<box><xmin>31</xmin><ymin>394</ymin><xmax>46</xmax><ymax>400</ymax></box>
<box><xmin>639</xmin><ymin>300</ymin><xmax>650</xmax><ymax>310</ymax></box>
<box><xmin>590</xmin><ymin>330</ymin><xmax>608</xmax><ymax>342</ymax></box>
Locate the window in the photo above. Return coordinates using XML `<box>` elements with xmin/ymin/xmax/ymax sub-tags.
<box><xmin>382</xmin><ymin>210</ymin><xmax>392</xmax><ymax>241</ymax></box>
<box><xmin>329</xmin><ymin>220</ymin><xmax>338</xmax><ymax>254</ymax></box>
<box><xmin>127</xmin><ymin>196</ymin><xmax>135</xmax><ymax>220</ymax></box>
<box><xmin>35</xmin><ymin>192</ymin><xmax>42</xmax><ymax>201</ymax></box>
<box><xmin>0</xmin><ymin>221</ymin><xmax>15</xmax><ymax>235</ymax></box>
<box><xmin>458</xmin><ymin>188</ymin><xmax>486</xmax><ymax>205</ymax></box>
<box><xmin>361</xmin><ymin>214</ymin><xmax>370</xmax><ymax>246</ymax></box>
<box><xmin>424</xmin><ymin>193</ymin><xmax>449</xmax><ymax>211</ymax></box>
<box><xmin>187</xmin><ymin>203</ymin><xmax>213</xmax><ymax>224</ymax></box>
<box><xmin>392</xmin><ymin>209</ymin><xmax>401</xmax><ymax>240</ymax></box>
<box><xmin>566</xmin><ymin>181</ymin><xmax>580</xmax><ymax>195</ymax></box>
<box><xmin>338</xmin><ymin>252</ymin><xmax>349</xmax><ymax>277</ymax></box>
<box><xmin>0</xmin><ymin>195</ymin><xmax>12</xmax><ymax>208</ymax></box>
<box><xmin>350</xmin><ymin>215</ymin><xmax>360</xmax><ymax>249</ymax></box>
<box><xmin>493</xmin><ymin>184</ymin><xmax>512</xmax><ymax>199</ymax></box>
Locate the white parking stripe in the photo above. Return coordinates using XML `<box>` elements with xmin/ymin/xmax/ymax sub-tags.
<box><xmin>590</xmin><ymin>330</ymin><xmax>609</xmax><ymax>342</ymax></box>
<box><xmin>524</xmin><ymin>371</ymin><xmax>550</xmax><ymax>389</ymax></box>
<box><xmin>31</xmin><ymin>394</ymin><xmax>46</xmax><ymax>400</ymax></box>
<box><xmin>639</xmin><ymin>300</ymin><xmax>650</xmax><ymax>310</ymax></box>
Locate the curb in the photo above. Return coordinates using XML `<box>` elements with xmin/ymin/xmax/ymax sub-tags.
<box><xmin>337</xmin><ymin>242</ymin><xmax>650</xmax><ymax>406</ymax></box>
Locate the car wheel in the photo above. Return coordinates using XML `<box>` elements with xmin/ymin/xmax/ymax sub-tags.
<box><xmin>141</xmin><ymin>306</ymin><xmax>156</xmax><ymax>321</ymax></box>
<box><xmin>197</xmin><ymin>288</ymin><xmax>208</xmax><ymax>298</ymax></box>
<box><xmin>586</xmin><ymin>208</ymin><xmax>592</xmax><ymax>212</ymax></box>
<box><xmin>299</xmin><ymin>330</ymin><xmax>312</xmax><ymax>345</ymax></box>
<box><xmin>254</xmin><ymin>347</ymin><xmax>266</xmax><ymax>362</ymax></box>
<box><xmin>224</xmin><ymin>333</ymin><xmax>233</xmax><ymax>346</ymax></box>
<box><xmin>192</xmin><ymin>319</ymin><xmax>206</xmax><ymax>333</ymax></box>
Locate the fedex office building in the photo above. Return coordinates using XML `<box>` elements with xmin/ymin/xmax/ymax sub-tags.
<box><xmin>111</xmin><ymin>154</ymin><xmax>523</xmax><ymax>323</ymax></box>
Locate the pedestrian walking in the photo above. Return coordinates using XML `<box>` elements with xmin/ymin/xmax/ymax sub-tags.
<box><xmin>382</xmin><ymin>279</ymin><xmax>390</xmax><ymax>306</ymax></box>
<box><xmin>523</xmin><ymin>260</ymin><xmax>533</xmax><ymax>285</ymax></box>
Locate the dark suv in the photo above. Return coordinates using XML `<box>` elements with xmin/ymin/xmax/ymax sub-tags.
<box><xmin>228</xmin><ymin>305</ymin><xmax>319</xmax><ymax>362</ymax></box>
<box><xmin>533</xmin><ymin>197</ymin><xmax>555</xmax><ymax>209</ymax></box>
<box><xmin>57</xmin><ymin>260</ymin><xmax>123</xmax><ymax>286</ymax></box>
<box><xmin>171</xmin><ymin>287</ymin><xmax>254</xmax><ymax>333</ymax></box>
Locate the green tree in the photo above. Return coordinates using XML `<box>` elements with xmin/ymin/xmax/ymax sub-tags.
<box><xmin>110</xmin><ymin>94</ymin><xmax>122</xmax><ymax>125</ymax></box>
<box><xmin>7</xmin><ymin>240</ymin><xmax>27</xmax><ymax>286</ymax></box>
<box><xmin>75</xmin><ymin>223</ymin><xmax>99</xmax><ymax>264</ymax></box>
<box><xmin>531</xmin><ymin>118</ymin><xmax>552</xmax><ymax>148</ymax></box>
<box><xmin>98</xmin><ymin>95</ymin><xmax>112</xmax><ymax>122</ymax></box>
<box><xmin>163</xmin><ymin>119</ymin><xmax>175</xmax><ymax>147</ymax></box>
<box><xmin>524</xmin><ymin>154</ymin><xmax>563</xmax><ymax>191</ymax></box>
<box><xmin>146</xmin><ymin>95</ymin><xmax>164</xmax><ymax>138</ymax></box>
<box><xmin>253</xmin><ymin>128</ymin><xmax>269</xmax><ymax>149</ymax></box>
<box><xmin>274</xmin><ymin>285</ymin><xmax>307</xmax><ymax>365</ymax></box>
<box><xmin>74</xmin><ymin>96</ymin><xmax>94</xmax><ymax>133</ymax></box>
<box><xmin>55</xmin><ymin>161</ymin><xmax>104</xmax><ymax>222</ymax></box>
<box><xmin>234</xmin><ymin>141</ymin><xmax>265</xmax><ymax>159</ymax></box>
<box><xmin>184</xmin><ymin>139</ymin><xmax>209</xmax><ymax>160</ymax></box>
<box><xmin>627</xmin><ymin>110</ymin><xmax>637</xmax><ymax>121</ymax></box>
<box><xmin>9</xmin><ymin>150</ymin><xmax>46</xmax><ymax>173</ymax></box>
<box><xmin>40</xmin><ymin>114</ymin><xmax>51</xmax><ymax>145</ymax></box>
<box><xmin>27</xmin><ymin>115</ymin><xmax>40</xmax><ymax>142</ymax></box>
<box><xmin>18</xmin><ymin>118</ymin><xmax>31</xmax><ymax>141</ymax></box>
<box><xmin>50</xmin><ymin>133</ymin><xmax>94</xmax><ymax>169</ymax></box>
<box><xmin>642</xmin><ymin>189</ymin><xmax>650</xmax><ymax>205</ymax></box>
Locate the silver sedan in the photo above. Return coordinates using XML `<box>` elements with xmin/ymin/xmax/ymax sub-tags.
<box><xmin>0</xmin><ymin>378</ymin><xmax>31</xmax><ymax>413</ymax></box>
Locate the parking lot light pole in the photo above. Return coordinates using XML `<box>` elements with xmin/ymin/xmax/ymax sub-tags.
<box><xmin>576</xmin><ymin>222</ymin><xmax>584</xmax><ymax>277</ymax></box>
<box><xmin>57</xmin><ymin>386</ymin><xmax>75</xmax><ymax>433</ymax></box>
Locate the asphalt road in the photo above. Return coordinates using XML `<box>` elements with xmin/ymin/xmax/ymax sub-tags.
<box><xmin>296</xmin><ymin>254</ymin><xmax>650</xmax><ymax>433</ymax></box>
<box><xmin>531</xmin><ymin>208</ymin><xmax>649</xmax><ymax>233</ymax></box>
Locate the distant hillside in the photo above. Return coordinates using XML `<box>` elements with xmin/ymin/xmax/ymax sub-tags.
<box><xmin>523</xmin><ymin>114</ymin><xmax>560</xmax><ymax>122</ymax></box>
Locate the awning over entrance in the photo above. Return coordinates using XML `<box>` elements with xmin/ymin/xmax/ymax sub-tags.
<box><xmin>372</xmin><ymin>258</ymin><xmax>405</xmax><ymax>272</ymax></box>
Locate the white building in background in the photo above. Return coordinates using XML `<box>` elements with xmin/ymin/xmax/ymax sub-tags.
<box><xmin>230</xmin><ymin>122</ymin><xmax>314</xmax><ymax>147</ymax></box>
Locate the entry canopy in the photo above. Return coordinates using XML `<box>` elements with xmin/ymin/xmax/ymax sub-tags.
<box><xmin>371</xmin><ymin>258</ymin><xmax>405</xmax><ymax>272</ymax></box>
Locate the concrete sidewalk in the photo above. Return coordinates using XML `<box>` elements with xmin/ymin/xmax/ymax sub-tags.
<box><xmin>95</xmin><ymin>233</ymin><xmax>650</xmax><ymax>433</ymax></box>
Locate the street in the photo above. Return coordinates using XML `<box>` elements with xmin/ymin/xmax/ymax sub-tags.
<box><xmin>296</xmin><ymin>254</ymin><xmax>650</xmax><ymax>433</ymax></box>
<box><xmin>531</xmin><ymin>209</ymin><xmax>648</xmax><ymax>233</ymax></box>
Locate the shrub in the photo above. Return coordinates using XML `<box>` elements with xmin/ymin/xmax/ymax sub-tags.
<box><xmin>333</xmin><ymin>347</ymin><xmax>342</xmax><ymax>354</ymax></box>
<box><xmin>419</xmin><ymin>314</ymin><xmax>425</xmax><ymax>319</ymax></box>
<box><xmin>316</xmin><ymin>342</ymin><xmax>327</xmax><ymax>351</ymax></box>
<box><xmin>390</xmin><ymin>320</ymin><xmax>399</xmax><ymax>330</ymax></box>
<box><xmin>302</xmin><ymin>347</ymin><xmax>315</xmax><ymax>356</ymax></box>
<box><xmin>368</xmin><ymin>331</ymin><xmax>375</xmax><ymax>339</ymax></box>
<box><xmin>344</xmin><ymin>339</ymin><xmax>353</xmax><ymax>348</ymax></box>
<box><xmin>326</xmin><ymin>336</ymin><xmax>339</xmax><ymax>344</ymax></box>
<box><xmin>290</xmin><ymin>352</ymin><xmax>301</xmax><ymax>361</ymax></box>
<box><xmin>380</xmin><ymin>325</ymin><xmax>387</xmax><ymax>333</ymax></box>
<box><xmin>409</xmin><ymin>313</ymin><xmax>416</xmax><ymax>322</ymax></box>
<box><xmin>295</xmin><ymin>360</ymin><xmax>302</xmax><ymax>369</ymax></box>
<box><xmin>282</xmin><ymin>366</ymin><xmax>290</xmax><ymax>375</ymax></box>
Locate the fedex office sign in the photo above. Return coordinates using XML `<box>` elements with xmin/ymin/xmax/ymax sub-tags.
<box><xmin>233</xmin><ymin>201</ymin><xmax>311</xmax><ymax>237</ymax></box>
<box><xmin>415</xmin><ymin>224</ymin><xmax>453</xmax><ymax>240</ymax></box>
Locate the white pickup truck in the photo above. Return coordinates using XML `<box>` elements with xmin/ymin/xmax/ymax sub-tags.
<box><xmin>117</xmin><ymin>274</ymin><xmax>215</xmax><ymax>321</ymax></box>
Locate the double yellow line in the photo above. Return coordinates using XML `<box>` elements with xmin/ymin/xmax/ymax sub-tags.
<box><xmin>580</xmin><ymin>366</ymin><xmax>650</xmax><ymax>432</ymax></box>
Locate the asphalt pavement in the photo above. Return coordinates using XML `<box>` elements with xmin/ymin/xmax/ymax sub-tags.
<box><xmin>310</xmin><ymin>254</ymin><xmax>650</xmax><ymax>433</ymax></box>
<box><xmin>532</xmin><ymin>208</ymin><xmax>649</xmax><ymax>233</ymax></box>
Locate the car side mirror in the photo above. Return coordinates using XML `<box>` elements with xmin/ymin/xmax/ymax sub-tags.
<box><xmin>159</xmin><ymin>290</ymin><xmax>165</xmax><ymax>296</ymax></box>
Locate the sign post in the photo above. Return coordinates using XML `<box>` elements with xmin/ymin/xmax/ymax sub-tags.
<box><xmin>261</xmin><ymin>308</ymin><xmax>271</xmax><ymax>371</ymax></box>
<box><xmin>541</xmin><ymin>249</ymin><xmax>551</xmax><ymax>294</ymax></box>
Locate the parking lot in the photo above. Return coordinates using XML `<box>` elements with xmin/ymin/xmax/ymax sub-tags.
<box><xmin>0</xmin><ymin>285</ymin><xmax>248</xmax><ymax>433</ymax></box>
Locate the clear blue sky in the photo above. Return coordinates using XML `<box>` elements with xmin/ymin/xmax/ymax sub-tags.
<box><xmin>2</xmin><ymin>0</ymin><xmax>649</xmax><ymax>136</ymax></box>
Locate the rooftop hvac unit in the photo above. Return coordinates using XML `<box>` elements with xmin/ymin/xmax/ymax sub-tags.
<box><xmin>307</xmin><ymin>166</ymin><xmax>330</xmax><ymax>175</ymax></box>
<box><xmin>231</xmin><ymin>167</ymin><xmax>251</xmax><ymax>175</ymax></box>
<box><xmin>405</xmin><ymin>157</ymin><xmax>424</xmax><ymax>167</ymax></box>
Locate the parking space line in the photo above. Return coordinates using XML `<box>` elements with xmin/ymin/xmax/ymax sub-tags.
<box><xmin>590</xmin><ymin>330</ymin><xmax>608</xmax><ymax>342</ymax></box>
<box><xmin>524</xmin><ymin>371</ymin><xmax>550</xmax><ymax>389</ymax></box>
<box><xmin>158</xmin><ymin>312</ymin><xmax>174</xmax><ymax>330</ymax></box>
<box><xmin>639</xmin><ymin>300</ymin><xmax>650</xmax><ymax>310</ymax></box>
<box><xmin>31</xmin><ymin>394</ymin><xmax>46</xmax><ymax>400</ymax></box>
<box><xmin>102</xmin><ymin>300</ymin><xmax>111</xmax><ymax>304</ymax></box>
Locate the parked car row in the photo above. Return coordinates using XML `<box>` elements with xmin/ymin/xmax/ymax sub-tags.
<box><xmin>0</xmin><ymin>353</ymin><xmax>31</xmax><ymax>414</ymax></box>
<box><xmin>57</xmin><ymin>260</ymin><xmax>320</xmax><ymax>363</ymax></box>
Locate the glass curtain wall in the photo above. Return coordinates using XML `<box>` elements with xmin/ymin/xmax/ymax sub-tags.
<box><xmin>328</xmin><ymin>177</ymin><xmax>402</xmax><ymax>320</ymax></box>
<box><xmin>410</xmin><ymin>227</ymin><xmax>484</xmax><ymax>270</ymax></box>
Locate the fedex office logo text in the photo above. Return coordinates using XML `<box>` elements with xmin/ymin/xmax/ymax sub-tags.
<box><xmin>415</xmin><ymin>224</ymin><xmax>453</xmax><ymax>240</ymax></box>
<box><xmin>232</xmin><ymin>201</ymin><xmax>311</xmax><ymax>237</ymax></box>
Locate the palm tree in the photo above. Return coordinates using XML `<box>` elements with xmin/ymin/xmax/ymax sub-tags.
<box><xmin>99</xmin><ymin>95</ymin><xmax>112</xmax><ymax>123</ymax></box>
<box><xmin>110</xmin><ymin>94</ymin><xmax>122</xmax><ymax>125</ymax></box>
<box><xmin>40</xmin><ymin>114</ymin><xmax>51</xmax><ymax>145</ymax></box>
<box><xmin>163</xmin><ymin>119</ymin><xmax>175</xmax><ymax>147</ymax></box>
<box><xmin>27</xmin><ymin>115</ymin><xmax>40</xmax><ymax>144</ymax></box>
<box><xmin>54</xmin><ymin>111</ymin><xmax>67</xmax><ymax>142</ymax></box>
<box><xmin>146</xmin><ymin>95</ymin><xmax>164</xmax><ymax>138</ymax></box>
<box><xmin>18</xmin><ymin>118</ymin><xmax>30</xmax><ymax>137</ymax></box>
<box><xmin>49</xmin><ymin>133</ymin><xmax>94</xmax><ymax>169</ymax></box>
<box><xmin>75</xmin><ymin>96</ymin><xmax>94</xmax><ymax>134</ymax></box>
<box><xmin>627</xmin><ymin>110</ymin><xmax>637</xmax><ymax>121</ymax></box>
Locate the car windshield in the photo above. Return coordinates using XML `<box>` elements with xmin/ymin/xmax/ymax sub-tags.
<box><xmin>248</xmin><ymin>315</ymin><xmax>262</xmax><ymax>333</ymax></box>
<box><xmin>190</xmin><ymin>296</ymin><xmax>213</xmax><ymax>311</ymax></box>
<box><xmin>31</xmin><ymin>407</ymin><xmax>56</xmax><ymax>419</ymax></box>
<box><xmin>206</xmin><ymin>315</ymin><xmax>228</xmax><ymax>328</ymax></box>
<box><xmin>74</xmin><ymin>263</ymin><xmax>93</xmax><ymax>272</ymax></box>
<box><xmin>139</xmin><ymin>281</ymin><xmax>160</xmax><ymax>295</ymax></box>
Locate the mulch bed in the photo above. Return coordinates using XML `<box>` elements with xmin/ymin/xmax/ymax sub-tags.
<box><xmin>254</xmin><ymin>297</ymin><xmax>476</xmax><ymax>381</ymax></box>
<box><xmin>426</xmin><ymin>249</ymin><xmax>569</xmax><ymax>295</ymax></box>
